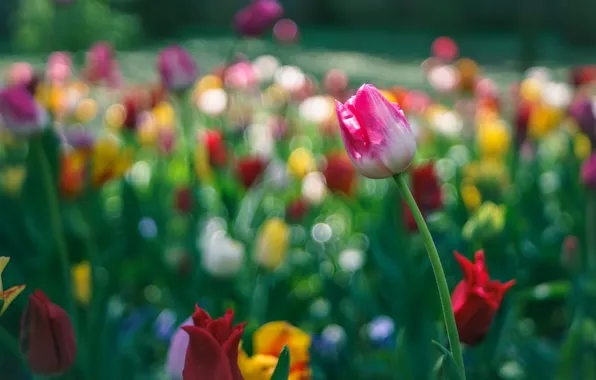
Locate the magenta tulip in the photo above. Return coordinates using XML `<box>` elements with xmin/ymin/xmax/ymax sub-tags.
<box><xmin>0</xmin><ymin>86</ymin><xmax>47</xmax><ymax>137</ymax></box>
<box><xmin>334</xmin><ymin>84</ymin><xmax>416</xmax><ymax>179</ymax></box>
<box><xmin>234</xmin><ymin>0</ymin><xmax>283</xmax><ymax>38</ymax></box>
<box><xmin>157</xmin><ymin>45</ymin><xmax>198</xmax><ymax>92</ymax></box>
<box><xmin>582</xmin><ymin>154</ymin><xmax>596</xmax><ymax>189</ymax></box>
<box><xmin>83</xmin><ymin>42</ymin><xmax>115</xmax><ymax>84</ymax></box>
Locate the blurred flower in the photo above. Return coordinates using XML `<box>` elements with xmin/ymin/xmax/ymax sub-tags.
<box><xmin>427</xmin><ymin>108</ymin><xmax>463</xmax><ymax>138</ymax></box>
<box><xmin>464</xmin><ymin>159</ymin><xmax>509</xmax><ymax>191</ymax></box>
<box><xmin>477</xmin><ymin>119</ymin><xmax>511</xmax><ymax>158</ymax></box>
<box><xmin>367</xmin><ymin>316</ymin><xmax>395</xmax><ymax>348</ymax></box>
<box><xmin>431</xmin><ymin>36</ymin><xmax>459</xmax><ymax>61</ymax></box>
<box><xmin>201</xmin><ymin>232</ymin><xmax>245</xmax><ymax>278</ymax></box>
<box><xmin>255</xmin><ymin>218</ymin><xmax>289</xmax><ymax>270</ymax></box>
<box><xmin>91</xmin><ymin>136</ymin><xmax>133</xmax><ymax>187</ymax></box>
<box><xmin>273</xmin><ymin>19</ymin><xmax>299</xmax><ymax>44</ymax></box>
<box><xmin>338</xmin><ymin>248</ymin><xmax>365</xmax><ymax>272</ymax></box>
<box><xmin>313</xmin><ymin>324</ymin><xmax>346</xmax><ymax>358</ymax></box>
<box><xmin>157</xmin><ymin>45</ymin><xmax>198</xmax><ymax>92</ymax></box>
<box><xmin>6</xmin><ymin>62</ymin><xmax>33</xmax><ymax>87</ymax></box>
<box><xmin>154</xmin><ymin>309</ymin><xmax>177</xmax><ymax>342</ymax></box>
<box><xmin>275</xmin><ymin>66</ymin><xmax>305</xmax><ymax>92</ymax></box>
<box><xmin>335</xmin><ymin>84</ymin><xmax>416</xmax><ymax>178</ymax></box>
<box><xmin>581</xmin><ymin>154</ymin><xmax>596</xmax><ymax>189</ymax></box>
<box><xmin>528</xmin><ymin>103</ymin><xmax>563</xmax><ymax>139</ymax></box>
<box><xmin>427</xmin><ymin>64</ymin><xmax>459</xmax><ymax>93</ymax></box>
<box><xmin>182</xmin><ymin>307</ymin><xmax>246</xmax><ymax>380</ymax></box>
<box><xmin>514</xmin><ymin>101</ymin><xmax>532</xmax><ymax>144</ymax></box>
<box><xmin>561</xmin><ymin>236</ymin><xmax>580</xmax><ymax>272</ymax></box>
<box><xmin>574</xmin><ymin>133</ymin><xmax>592</xmax><ymax>160</ymax></box>
<box><xmin>323</xmin><ymin>69</ymin><xmax>349</xmax><ymax>100</ymax></box>
<box><xmin>0</xmin><ymin>85</ymin><xmax>48</xmax><ymax>137</ymax></box>
<box><xmin>202</xmin><ymin>129</ymin><xmax>227</xmax><ymax>167</ymax></box>
<box><xmin>236</xmin><ymin>156</ymin><xmax>267</xmax><ymax>188</ymax></box>
<box><xmin>299</xmin><ymin>95</ymin><xmax>334</xmax><ymax>124</ymax></box>
<box><xmin>403</xmin><ymin>163</ymin><xmax>442</xmax><ymax>232</ymax></box>
<box><xmin>542</xmin><ymin>81</ymin><xmax>572</xmax><ymax>109</ymax></box>
<box><xmin>234</xmin><ymin>0</ymin><xmax>284</xmax><ymax>38</ymax></box>
<box><xmin>83</xmin><ymin>42</ymin><xmax>115</xmax><ymax>84</ymax></box>
<box><xmin>570</xmin><ymin>65</ymin><xmax>596</xmax><ymax>88</ymax></box>
<box><xmin>122</xmin><ymin>89</ymin><xmax>148</xmax><ymax>131</ymax></box>
<box><xmin>195</xmin><ymin>137</ymin><xmax>213</xmax><ymax>183</ymax></box>
<box><xmin>569</xmin><ymin>97</ymin><xmax>596</xmax><ymax>143</ymax></box>
<box><xmin>239</xmin><ymin>321</ymin><xmax>311</xmax><ymax>380</ymax></box>
<box><xmin>20</xmin><ymin>290</ymin><xmax>76</xmax><ymax>375</ymax></box>
<box><xmin>175</xmin><ymin>186</ymin><xmax>193</xmax><ymax>214</ymax></box>
<box><xmin>462</xmin><ymin>202</ymin><xmax>506</xmax><ymax>241</ymax></box>
<box><xmin>0</xmin><ymin>257</ymin><xmax>25</xmax><ymax>316</ymax></box>
<box><xmin>302</xmin><ymin>171</ymin><xmax>328</xmax><ymax>204</ymax></box>
<box><xmin>452</xmin><ymin>250</ymin><xmax>515</xmax><ymax>345</ymax></box>
<box><xmin>0</xmin><ymin>166</ymin><xmax>27</xmax><ymax>196</ymax></box>
<box><xmin>461</xmin><ymin>183</ymin><xmax>482</xmax><ymax>211</ymax></box>
<box><xmin>197</xmin><ymin>88</ymin><xmax>228</xmax><ymax>116</ymax></box>
<box><xmin>225</xmin><ymin>61</ymin><xmax>257</xmax><ymax>90</ymax></box>
<box><xmin>287</xmin><ymin>198</ymin><xmax>309</xmax><ymax>222</ymax></box>
<box><xmin>247</xmin><ymin>123</ymin><xmax>275</xmax><ymax>158</ymax></box>
<box><xmin>288</xmin><ymin>147</ymin><xmax>316</xmax><ymax>180</ymax></box>
<box><xmin>323</xmin><ymin>152</ymin><xmax>357</xmax><ymax>196</ymax></box>
<box><xmin>253</xmin><ymin>55</ymin><xmax>281</xmax><ymax>82</ymax></box>
<box><xmin>47</xmin><ymin>52</ymin><xmax>72</xmax><ymax>83</ymax></box>
<box><xmin>72</xmin><ymin>261</ymin><xmax>91</xmax><ymax>305</ymax></box>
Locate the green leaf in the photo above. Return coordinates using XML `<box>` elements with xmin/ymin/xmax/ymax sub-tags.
<box><xmin>270</xmin><ymin>345</ymin><xmax>291</xmax><ymax>380</ymax></box>
<box><xmin>432</xmin><ymin>341</ymin><xmax>462</xmax><ymax>380</ymax></box>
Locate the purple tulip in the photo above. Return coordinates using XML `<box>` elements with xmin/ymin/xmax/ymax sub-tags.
<box><xmin>165</xmin><ymin>316</ymin><xmax>193</xmax><ymax>380</ymax></box>
<box><xmin>582</xmin><ymin>154</ymin><xmax>596</xmax><ymax>190</ymax></box>
<box><xmin>569</xmin><ymin>97</ymin><xmax>596</xmax><ymax>142</ymax></box>
<box><xmin>234</xmin><ymin>0</ymin><xmax>283</xmax><ymax>38</ymax></box>
<box><xmin>334</xmin><ymin>84</ymin><xmax>416</xmax><ymax>179</ymax></box>
<box><xmin>157</xmin><ymin>46</ymin><xmax>198</xmax><ymax>92</ymax></box>
<box><xmin>0</xmin><ymin>86</ymin><xmax>47</xmax><ymax>137</ymax></box>
<box><xmin>84</xmin><ymin>42</ymin><xmax>115</xmax><ymax>84</ymax></box>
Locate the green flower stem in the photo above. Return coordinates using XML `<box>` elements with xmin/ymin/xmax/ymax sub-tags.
<box><xmin>586</xmin><ymin>192</ymin><xmax>596</xmax><ymax>274</ymax></box>
<box><xmin>32</xmin><ymin>138</ymin><xmax>76</xmax><ymax>322</ymax></box>
<box><xmin>394</xmin><ymin>173</ymin><xmax>466</xmax><ymax>380</ymax></box>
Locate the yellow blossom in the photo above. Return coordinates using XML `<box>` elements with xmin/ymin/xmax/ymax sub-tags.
<box><xmin>91</xmin><ymin>137</ymin><xmax>133</xmax><ymax>187</ymax></box>
<box><xmin>575</xmin><ymin>133</ymin><xmax>592</xmax><ymax>161</ymax></box>
<box><xmin>288</xmin><ymin>148</ymin><xmax>316</xmax><ymax>180</ymax></box>
<box><xmin>255</xmin><ymin>218</ymin><xmax>290</xmax><ymax>270</ymax></box>
<box><xmin>194</xmin><ymin>135</ymin><xmax>213</xmax><ymax>183</ymax></box>
<box><xmin>153</xmin><ymin>102</ymin><xmax>176</xmax><ymax>127</ymax></box>
<box><xmin>74</xmin><ymin>98</ymin><xmax>98</xmax><ymax>123</ymax></box>
<box><xmin>528</xmin><ymin>104</ymin><xmax>563</xmax><ymax>139</ymax></box>
<box><xmin>462</xmin><ymin>201</ymin><xmax>506</xmax><ymax>241</ymax></box>
<box><xmin>461</xmin><ymin>183</ymin><xmax>482</xmax><ymax>211</ymax></box>
<box><xmin>195</xmin><ymin>75</ymin><xmax>223</xmax><ymax>96</ymax></box>
<box><xmin>105</xmin><ymin>104</ymin><xmax>126</xmax><ymax>130</ymax></box>
<box><xmin>477</xmin><ymin>119</ymin><xmax>511</xmax><ymax>158</ymax></box>
<box><xmin>380</xmin><ymin>90</ymin><xmax>397</xmax><ymax>103</ymax></box>
<box><xmin>0</xmin><ymin>166</ymin><xmax>26</xmax><ymax>196</ymax></box>
<box><xmin>72</xmin><ymin>261</ymin><xmax>91</xmax><ymax>305</ymax></box>
<box><xmin>0</xmin><ymin>257</ymin><xmax>25</xmax><ymax>316</ymax></box>
<box><xmin>519</xmin><ymin>78</ymin><xmax>542</xmax><ymax>103</ymax></box>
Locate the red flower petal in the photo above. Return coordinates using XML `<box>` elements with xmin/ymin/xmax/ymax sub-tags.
<box><xmin>182</xmin><ymin>326</ymin><xmax>233</xmax><ymax>380</ymax></box>
<box><xmin>222</xmin><ymin>323</ymin><xmax>247</xmax><ymax>380</ymax></box>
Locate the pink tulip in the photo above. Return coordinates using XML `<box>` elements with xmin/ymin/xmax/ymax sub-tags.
<box><xmin>157</xmin><ymin>45</ymin><xmax>198</xmax><ymax>92</ymax></box>
<box><xmin>47</xmin><ymin>52</ymin><xmax>72</xmax><ymax>83</ymax></box>
<box><xmin>84</xmin><ymin>42</ymin><xmax>115</xmax><ymax>84</ymax></box>
<box><xmin>335</xmin><ymin>84</ymin><xmax>416</xmax><ymax>179</ymax></box>
<box><xmin>234</xmin><ymin>0</ymin><xmax>283</xmax><ymax>38</ymax></box>
<box><xmin>224</xmin><ymin>61</ymin><xmax>257</xmax><ymax>90</ymax></box>
<box><xmin>6</xmin><ymin>63</ymin><xmax>33</xmax><ymax>87</ymax></box>
<box><xmin>273</xmin><ymin>19</ymin><xmax>299</xmax><ymax>44</ymax></box>
<box><xmin>582</xmin><ymin>154</ymin><xmax>596</xmax><ymax>189</ymax></box>
<box><xmin>0</xmin><ymin>86</ymin><xmax>48</xmax><ymax>137</ymax></box>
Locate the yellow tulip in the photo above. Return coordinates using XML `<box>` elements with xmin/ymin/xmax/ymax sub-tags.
<box><xmin>461</xmin><ymin>183</ymin><xmax>482</xmax><ymax>211</ymax></box>
<box><xmin>528</xmin><ymin>104</ymin><xmax>562</xmax><ymax>139</ymax></box>
<box><xmin>0</xmin><ymin>166</ymin><xmax>26</xmax><ymax>196</ymax></box>
<box><xmin>91</xmin><ymin>137</ymin><xmax>133</xmax><ymax>186</ymax></box>
<box><xmin>153</xmin><ymin>101</ymin><xmax>176</xmax><ymax>127</ymax></box>
<box><xmin>195</xmin><ymin>75</ymin><xmax>223</xmax><ymax>96</ymax></box>
<box><xmin>519</xmin><ymin>78</ymin><xmax>542</xmax><ymax>103</ymax></box>
<box><xmin>0</xmin><ymin>257</ymin><xmax>25</xmax><ymax>316</ymax></box>
<box><xmin>74</xmin><ymin>98</ymin><xmax>98</xmax><ymax>123</ymax></box>
<box><xmin>287</xmin><ymin>148</ymin><xmax>316</xmax><ymax>180</ymax></box>
<box><xmin>194</xmin><ymin>136</ymin><xmax>213</xmax><ymax>183</ymax></box>
<box><xmin>238</xmin><ymin>350</ymin><xmax>278</xmax><ymax>380</ymax></box>
<box><xmin>477</xmin><ymin>119</ymin><xmax>511</xmax><ymax>158</ymax></box>
<box><xmin>255</xmin><ymin>218</ymin><xmax>290</xmax><ymax>270</ymax></box>
<box><xmin>575</xmin><ymin>133</ymin><xmax>592</xmax><ymax>161</ymax></box>
<box><xmin>72</xmin><ymin>261</ymin><xmax>91</xmax><ymax>305</ymax></box>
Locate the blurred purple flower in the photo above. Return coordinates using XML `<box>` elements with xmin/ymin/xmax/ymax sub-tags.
<box><xmin>153</xmin><ymin>309</ymin><xmax>177</xmax><ymax>342</ymax></box>
<box><xmin>273</xmin><ymin>19</ymin><xmax>299</xmax><ymax>44</ymax></box>
<box><xmin>0</xmin><ymin>86</ymin><xmax>47</xmax><ymax>137</ymax></box>
<box><xmin>367</xmin><ymin>315</ymin><xmax>395</xmax><ymax>348</ymax></box>
<box><xmin>581</xmin><ymin>154</ymin><xmax>596</xmax><ymax>189</ymax></box>
<box><xmin>234</xmin><ymin>0</ymin><xmax>283</xmax><ymax>38</ymax></box>
<box><xmin>62</xmin><ymin>128</ymin><xmax>95</xmax><ymax>151</ymax></box>
<box><xmin>165</xmin><ymin>316</ymin><xmax>193</xmax><ymax>380</ymax></box>
<box><xmin>157</xmin><ymin>45</ymin><xmax>198</xmax><ymax>92</ymax></box>
<box><xmin>569</xmin><ymin>97</ymin><xmax>596</xmax><ymax>143</ymax></box>
<box><xmin>84</xmin><ymin>42</ymin><xmax>115</xmax><ymax>84</ymax></box>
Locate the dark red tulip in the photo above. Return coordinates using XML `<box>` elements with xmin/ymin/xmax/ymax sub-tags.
<box><xmin>182</xmin><ymin>306</ymin><xmax>246</xmax><ymax>380</ymax></box>
<box><xmin>236</xmin><ymin>156</ymin><xmax>267</xmax><ymax>188</ymax></box>
<box><xmin>234</xmin><ymin>0</ymin><xmax>283</xmax><ymax>38</ymax></box>
<box><xmin>581</xmin><ymin>154</ymin><xmax>596</xmax><ymax>189</ymax></box>
<box><xmin>570</xmin><ymin>65</ymin><xmax>596</xmax><ymax>88</ymax></box>
<box><xmin>287</xmin><ymin>198</ymin><xmax>309</xmax><ymax>222</ymax></box>
<box><xmin>403</xmin><ymin>162</ymin><xmax>443</xmax><ymax>232</ymax></box>
<box><xmin>515</xmin><ymin>101</ymin><xmax>533</xmax><ymax>144</ymax></box>
<box><xmin>323</xmin><ymin>152</ymin><xmax>357</xmax><ymax>196</ymax></box>
<box><xmin>204</xmin><ymin>130</ymin><xmax>227</xmax><ymax>168</ymax></box>
<box><xmin>452</xmin><ymin>251</ymin><xmax>515</xmax><ymax>346</ymax></box>
<box><xmin>569</xmin><ymin>97</ymin><xmax>596</xmax><ymax>144</ymax></box>
<box><xmin>20</xmin><ymin>290</ymin><xmax>76</xmax><ymax>375</ymax></box>
<box><xmin>175</xmin><ymin>186</ymin><xmax>193</xmax><ymax>214</ymax></box>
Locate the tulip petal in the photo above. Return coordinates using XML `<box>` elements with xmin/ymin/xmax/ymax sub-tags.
<box><xmin>207</xmin><ymin>308</ymin><xmax>234</xmax><ymax>345</ymax></box>
<box><xmin>335</xmin><ymin>100</ymin><xmax>369</xmax><ymax>162</ymax></box>
<box><xmin>1</xmin><ymin>284</ymin><xmax>25</xmax><ymax>315</ymax></box>
<box><xmin>191</xmin><ymin>304</ymin><xmax>212</xmax><ymax>328</ymax></box>
<box><xmin>166</xmin><ymin>317</ymin><xmax>194</xmax><ymax>379</ymax></box>
<box><xmin>454</xmin><ymin>252</ymin><xmax>475</xmax><ymax>283</ymax></box>
<box><xmin>222</xmin><ymin>323</ymin><xmax>247</xmax><ymax>380</ymax></box>
<box><xmin>182</xmin><ymin>326</ymin><xmax>233</xmax><ymax>380</ymax></box>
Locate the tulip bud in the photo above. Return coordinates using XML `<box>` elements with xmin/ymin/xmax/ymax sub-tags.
<box><xmin>286</xmin><ymin>198</ymin><xmax>309</xmax><ymax>222</ymax></box>
<box><xmin>581</xmin><ymin>154</ymin><xmax>596</xmax><ymax>189</ymax></box>
<box><xmin>203</xmin><ymin>130</ymin><xmax>227</xmax><ymax>167</ymax></box>
<box><xmin>83</xmin><ymin>42</ymin><xmax>115</xmax><ymax>84</ymax></box>
<box><xmin>236</xmin><ymin>156</ymin><xmax>267</xmax><ymax>188</ymax></box>
<box><xmin>255</xmin><ymin>218</ymin><xmax>289</xmax><ymax>270</ymax></box>
<box><xmin>157</xmin><ymin>45</ymin><xmax>198</xmax><ymax>92</ymax></box>
<box><xmin>0</xmin><ymin>86</ymin><xmax>48</xmax><ymax>137</ymax></box>
<box><xmin>234</xmin><ymin>0</ymin><xmax>283</xmax><ymax>38</ymax></box>
<box><xmin>20</xmin><ymin>290</ymin><xmax>77</xmax><ymax>375</ymax></box>
<box><xmin>335</xmin><ymin>84</ymin><xmax>416</xmax><ymax>179</ymax></box>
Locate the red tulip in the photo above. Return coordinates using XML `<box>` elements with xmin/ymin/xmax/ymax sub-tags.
<box><xmin>182</xmin><ymin>306</ymin><xmax>246</xmax><ymax>380</ymax></box>
<box><xmin>452</xmin><ymin>251</ymin><xmax>515</xmax><ymax>345</ymax></box>
<box><xmin>175</xmin><ymin>186</ymin><xmax>193</xmax><ymax>214</ymax></box>
<box><xmin>204</xmin><ymin>130</ymin><xmax>227</xmax><ymax>167</ymax></box>
<box><xmin>236</xmin><ymin>156</ymin><xmax>267</xmax><ymax>188</ymax></box>
<box><xmin>323</xmin><ymin>152</ymin><xmax>357</xmax><ymax>196</ymax></box>
<box><xmin>20</xmin><ymin>290</ymin><xmax>76</xmax><ymax>375</ymax></box>
<box><xmin>403</xmin><ymin>163</ymin><xmax>442</xmax><ymax>232</ymax></box>
<box><xmin>287</xmin><ymin>198</ymin><xmax>309</xmax><ymax>222</ymax></box>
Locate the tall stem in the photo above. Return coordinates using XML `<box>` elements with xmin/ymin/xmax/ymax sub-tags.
<box><xmin>32</xmin><ymin>137</ymin><xmax>75</xmax><ymax>322</ymax></box>
<box><xmin>586</xmin><ymin>192</ymin><xmax>596</xmax><ymax>274</ymax></box>
<box><xmin>394</xmin><ymin>173</ymin><xmax>466</xmax><ymax>380</ymax></box>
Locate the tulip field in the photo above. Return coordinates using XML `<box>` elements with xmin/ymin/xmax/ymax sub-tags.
<box><xmin>2</xmin><ymin>1</ymin><xmax>596</xmax><ymax>380</ymax></box>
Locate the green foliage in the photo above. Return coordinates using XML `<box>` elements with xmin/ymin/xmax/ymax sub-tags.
<box><xmin>12</xmin><ymin>0</ymin><xmax>140</xmax><ymax>53</ymax></box>
<box><xmin>270</xmin><ymin>346</ymin><xmax>291</xmax><ymax>380</ymax></box>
